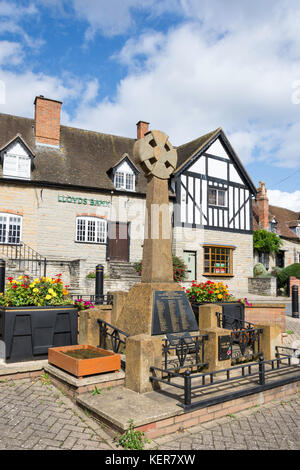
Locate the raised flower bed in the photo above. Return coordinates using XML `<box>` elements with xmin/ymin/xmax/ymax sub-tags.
<box><xmin>184</xmin><ymin>280</ymin><xmax>251</xmax><ymax>329</ymax></box>
<box><xmin>0</xmin><ymin>274</ymin><xmax>78</xmax><ymax>363</ymax></box>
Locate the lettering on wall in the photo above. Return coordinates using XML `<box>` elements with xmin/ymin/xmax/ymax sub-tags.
<box><xmin>58</xmin><ymin>195</ymin><xmax>111</xmax><ymax>207</ymax></box>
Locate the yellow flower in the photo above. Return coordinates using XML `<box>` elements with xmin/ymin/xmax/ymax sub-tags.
<box><xmin>63</xmin><ymin>289</ymin><xmax>68</xmax><ymax>296</ymax></box>
<box><xmin>48</xmin><ymin>288</ymin><xmax>54</xmax><ymax>295</ymax></box>
<box><xmin>52</xmin><ymin>292</ymin><xmax>57</xmax><ymax>297</ymax></box>
<box><xmin>218</xmin><ymin>294</ymin><xmax>223</xmax><ymax>299</ymax></box>
<box><xmin>33</xmin><ymin>288</ymin><xmax>39</xmax><ymax>293</ymax></box>
<box><xmin>45</xmin><ymin>295</ymin><xmax>52</xmax><ymax>300</ymax></box>
<box><xmin>30</xmin><ymin>283</ymin><xmax>35</xmax><ymax>288</ymax></box>
<box><xmin>18</xmin><ymin>275</ymin><xmax>23</xmax><ymax>280</ymax></box>
<box><xmin>215</xmin><ymin>290</ymin><xmax>219</xmax><ymax>294</ymax></box>
<box><xmin>34</xmin><ymin>278</ymin><xmax>40</xmax><ymax>283</ymax></box>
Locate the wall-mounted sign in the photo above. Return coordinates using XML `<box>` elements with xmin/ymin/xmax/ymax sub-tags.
<box><xmin>58</xmin><ymin>195</ymin><xmax>111</xmax><ymax>207</ymax></box>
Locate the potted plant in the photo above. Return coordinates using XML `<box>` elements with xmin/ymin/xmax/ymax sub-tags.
<box><xmin>0</xmin><ymin>274</ymin><xmax>78</xmax><ymax>363</ymax></box>
<box><xmin>184</xmin><ymin>280</ymin><xmax>252</xmax><ymax>328</ymax></box>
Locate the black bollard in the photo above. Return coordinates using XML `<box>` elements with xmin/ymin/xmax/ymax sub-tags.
<box><xmin>0</xmin><ymin>259</ymin><xmax>5</xmax><ymax>294</ymax></box>
<box><xmin>292</xmin><ymin>285</ymin><xmax>299</xmax><ymax>319</ymax></box>
<box><xmin>95</xmin><ymin>264</ymin><xmax>104</xmax><ymax>305</ymax></box>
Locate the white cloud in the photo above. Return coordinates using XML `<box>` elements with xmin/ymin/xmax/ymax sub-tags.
<box><xmin>65</xmin><ymin>3</ymin><xmax>300</xmax><ymax>171</ymax></box>
<box><xmin>268</xmin><ymin>190</ymin><xmax>300</xmax><ymax>212</ymax></box>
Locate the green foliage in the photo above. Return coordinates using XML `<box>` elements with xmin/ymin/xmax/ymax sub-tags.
<box><xmin>134</xmin><ymin>256</ymin><xmax>187</xmax><ymax>282</ymax></box>
<box><xmin>0</xmin><ymin>274</ymin><xmax>73</xmax><ymax>307</ymax></box>
<box><xmin>277</xmin><ymin>263</ymin><xmax>300</xmax><ymax>287</ymax></box>
<box><xmin>92</xmin><ymin>386</ymin><xmax>103</xmax><ymax>396</ymax></box>
<box><xmin>270</xmin><ymin>266</ymin><xmax>282</xmax><ymax>277</ymax></box>
<box><xmin>253</xmin><ymin>229</ymin><xmax>283</xmax><ymax>254</ymax></box>
<box><xmin>114</xmin><ymin>419</ymin><xmax>151</xmax><ymax>450</ymax></box>
<box><xmin>253</xmin><ymin>263</ymin><xmax>268</xmax><ymax>277</ymax></box>
<box><xmin>86</xmin><ymin>271</ymin><xmax>96</xmax><ymax>279</ymax></box>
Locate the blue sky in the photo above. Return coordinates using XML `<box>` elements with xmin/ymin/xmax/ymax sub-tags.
<box><xmin>0</xmin><ymin>0</ymin><xmax>299</xmax><ymax>210</ymax></box>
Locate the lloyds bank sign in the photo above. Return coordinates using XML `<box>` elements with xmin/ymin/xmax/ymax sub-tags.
<box><xmin>58</xmin><ymin>194</ymin><xmax>111</xmax><ymax>207</ymax></box>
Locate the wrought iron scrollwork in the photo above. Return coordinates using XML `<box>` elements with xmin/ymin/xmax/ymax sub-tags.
<box><xmin>97</xmin><ymin>319</ymin><xmax>129</xmax><ymax>354</ymax></box>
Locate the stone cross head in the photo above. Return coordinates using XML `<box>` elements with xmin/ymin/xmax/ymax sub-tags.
<box><xmin>133</xmin><ymin>130</ymin><xmax>177</xmax><ymax>180</ymax></box>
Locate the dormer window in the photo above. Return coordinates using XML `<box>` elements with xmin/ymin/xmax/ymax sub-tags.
<box><xmin>1</xmin><ymin>136</ymin><xmax>34</xmax><ymax>180</ymax></box>
<box><xmin>3</xmin><ymin>153</ymin><xmax>31</xmax><ymax>179</ymax></box>
<box><xmin>113</xmin><ymin>158</ymin><xmax>137</xmax><ymax>192</ymax></box>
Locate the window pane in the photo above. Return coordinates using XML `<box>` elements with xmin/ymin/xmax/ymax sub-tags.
<box><xmin>96</xmin><ymin>220</ymin><xmax>107</xmax><ymax>243</ymax></box>
<box><xmin>87</xmin><ymin>220</ymin><xmax>96</xmax><ymax>242</ymax></box>
<box><xmin>126</xmin><ymin>173</ymin><xmax>134</xmax><ymax>191</ymax></box>
<box><xmin>76</xmin><ymin>219</ymin><xmax>86</xmax><ymax>242</ymax></box>
<box><xmin>0</xmin><ymin>216</ymin><xmax>7</xmax><ymax>243</ymax></box>
<box><xmin>208</xmin><ymin>189</ymin><xmax>217</xmax><ymax>205</ymax></box>
<box><xmin>115</xmin><ymin>172</ymin><xmax>124</xmax><ymax>189</ymax></box>
<box><xmin>218</xmin><ymin>190</ymin><xmax>226</xmax><ymax>206</ymax></box>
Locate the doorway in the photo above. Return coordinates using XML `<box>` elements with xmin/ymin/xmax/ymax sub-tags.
<box><xmin>108</xmin><ymin>222</ymin><xmax>129</xmax><ymax>262</ymax></box>
<box><xmin>184</xmin><ymin>251</ymin><xmax>197</xmax><ymax>281</ymax></box>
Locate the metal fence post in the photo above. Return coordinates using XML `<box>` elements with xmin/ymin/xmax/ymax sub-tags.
<box><xmin>0</xmin><ymin>259</ymin><xmax>5</xmax><ymax>294</ymax></box>
<box><xmin>292</xmin><ymin>285</ymin><xmax>299</xmax><ymax>319</ymax></box>
<box><xmin>184</xmin><ymin>369</ymin><xmax>192</xmax><ymax>408</ymax></box>
<box><xmin>258</xmin><ymin>353</ymin><xmax>265</xmax><ymax>385</ymax></box>
<box><xmin>95</xmin><ymin>264</ymin><xmax>104</xmax><ymax>305</ymax></box>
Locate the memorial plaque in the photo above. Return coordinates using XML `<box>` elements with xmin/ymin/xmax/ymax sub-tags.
<box><xmin>218</xmin><ymin>335</ymin><xmax>232</xmax><ymax>361</ymax></box>
<box><xmin>151</xmin><ymin>291</ymin><xmax>198</xmax><ymax>335</ymax></box>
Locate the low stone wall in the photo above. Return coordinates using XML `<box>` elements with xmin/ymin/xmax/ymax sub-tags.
<box><xmin>245</xmin><ymin>303</ymin><xmax>286</xmax><ymax>333</ymax></box>
<box><xmin>136</xmin><ymin>380</ymin><xmax>300</xmax><ymax>440</ymax></box>
<box><xmin>290</xmin><ymin>276</ymin><xmax>300</xmax><ymax>297</ymax></box>
<box><xmin>248</xmin><ymin>277</ymin><xmax>277</xmax><ymax>296</ymax></box>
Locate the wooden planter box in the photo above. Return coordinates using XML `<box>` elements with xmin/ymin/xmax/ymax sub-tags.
<box><xmin>48</xmin><ymin>344</ymin><xmax>121</xmax><ymax>378</ymax></box>
<box><xmin>0</xmin><ymin>305</ymin><xmax>78</xmax><ymax>363</ymax></box>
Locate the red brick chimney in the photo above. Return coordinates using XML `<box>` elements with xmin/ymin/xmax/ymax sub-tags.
<box><xmin>136</xmin><ymin>120</ymin><xmax>149</xmax><ymax>140</ymax></box>
<box><xmin>34</xmin><ymin>96</ymin><xmax>62</xmax><ymax>147</ymax></box>
<box><xmin>257</xmin><ymin>181</ymin><xmax>269</xmax><ymax>230</ymax></box>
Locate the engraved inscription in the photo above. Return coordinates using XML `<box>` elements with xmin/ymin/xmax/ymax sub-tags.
<box><xmin>218</xmin><ymin>335</ymin><xmax>232</xmax><ymax>361</ymax></box>
<box><xmin>152</xmin><ymin>291</ymin><xmax>198</xmax><ymax>335</ymax></box>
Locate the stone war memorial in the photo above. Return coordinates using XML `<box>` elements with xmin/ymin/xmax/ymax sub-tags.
<box><xmin>115</xmin><ymin>129</ymin><xmax>198</xmax><ymax>338</ymax></box>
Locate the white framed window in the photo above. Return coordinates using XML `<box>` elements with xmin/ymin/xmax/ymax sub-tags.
<box><xmin>3</xmin><ymin>153</ymin><xmax>31</xmax><ymax>179</ymax></box>
<box><xmin>76</xmin><ymin>217</ymin><xmax>107</xmax><ymax>244</ymax></box>
<box><xmin>208</xmin><ymin>188</ymin><xmax>227</xmax><ymax>207</ymax></box>
<box><xmin>0</xmin><ymin>214</ymin><xmax>22</xmax><ymax>244</ymax></box>
<box><xmin>114</xmin><ymin>170</ymin><xmax>135</xmax><ymax>191</ymax></box>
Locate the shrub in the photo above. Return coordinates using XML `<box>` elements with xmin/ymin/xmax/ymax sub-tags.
<box><xmin>277</xmin><ymin>263</ymin><xmax>300</xmax><ymax>288</ymax></box>
<box><xmin>134</xmin><ymin>256</ymin><xmax>187</xmax><ymax>282</ymax></box>
<box><xmin>253</xmin><ymin>229</ymin><xmax>283</xmax><ymax>254</ymax></box>
<box><xmin>253</xmin><ymin>263</ymin><xmax>268</xmax><ymax>277</ymax></box>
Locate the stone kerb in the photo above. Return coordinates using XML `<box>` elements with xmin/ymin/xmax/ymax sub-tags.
<box><xmin>79</xmin><ymin>305</ymin><xmax>112</xmax><ymax>347</ymax></box>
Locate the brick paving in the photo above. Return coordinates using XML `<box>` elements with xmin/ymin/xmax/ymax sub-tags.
<box><xmin>0</xmin><ymin>376</ymin><xmax>117</xmax><ymax>450</ymax></box>
<box><xmin>150</xmin><ymin>394</ymin><xmax>300</xmax><ymax>450</ymax></box>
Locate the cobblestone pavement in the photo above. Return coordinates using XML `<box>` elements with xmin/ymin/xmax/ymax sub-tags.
<box><xmin>0</xmin><ymin>376</ymin><xmax>117</xmax><ymax>450</ymax></box>
<box><xmin>150</xmin><ymin>394</ymin><xmax>300</xmax><ymax>450</ymax></box>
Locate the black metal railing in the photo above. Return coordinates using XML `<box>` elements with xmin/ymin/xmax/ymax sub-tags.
<box><xmin>71</xmin><ymin>294</ymin><xmax>113</xmax><ymax>305</ymax></box>
<box><xmin>150</xmin><ymin>350</ymin><xmax>300</xmax><ymax>411</ymax></box>
<box><xmin>216</xmin><ymin>310</ymin><xmax>263</xmax><ymax>361</ymax></box>
<box><xmin>0</xmin><ymin>241</ymin><xmax>46</xmax><ymax>277</ymax></box>
<box><xmin>97</xmin><ymin>319</ymin><xmax>129</xmax><ymax>355</ymax></box>
<box><xmin>162</xmin><ymin>332</ymin><xmax>208</xmax><ymax>371</ymax></box>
